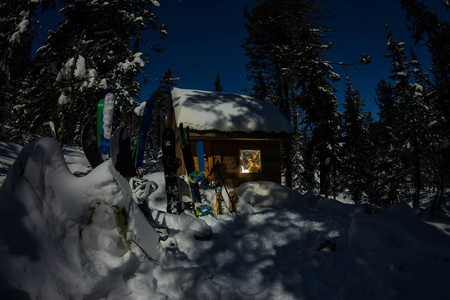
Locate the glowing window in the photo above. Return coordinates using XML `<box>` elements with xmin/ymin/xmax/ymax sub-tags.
<box><xmin>239</xmin><ymin>150</ymin><xmax>262</xmax><ymax>173</ymax></box>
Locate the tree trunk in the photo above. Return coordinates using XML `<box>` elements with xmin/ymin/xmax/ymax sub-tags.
<box><xmin>320</xmin><ymin>156</ymin><xmax>330</xmax><ymax>198</ymax></box>
<box><xmin>283</xmin><ymin>138</ymin><xmax>292</xmax><ymax>189</ymax></box>
<box><xmin>431</xmin><ymin>154</ymin><xmax>446</xmax><ymax>215</ymax></box>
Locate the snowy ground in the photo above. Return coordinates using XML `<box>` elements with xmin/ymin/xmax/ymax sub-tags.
<box><xmin>1</xmin><ymin>138</ymin><xmax>450</xmax><ymax>300</ymax></box>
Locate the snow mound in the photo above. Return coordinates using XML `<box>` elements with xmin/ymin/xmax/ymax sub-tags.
<box><xmin>1</xmin><ymin>138</ymin><xmax>450</xmax><ymax>299</ymax></box>
<box><xmin>0</xmin><ymin>138</ymin><xmax>158</xmax><ymax>298</ymax></box>
<box><xmin>238</xmin><ymin>181</ymin><xmax>315</xmax><ymax>209</ymax></box>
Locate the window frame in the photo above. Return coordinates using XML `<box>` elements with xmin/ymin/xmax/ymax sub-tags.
<box><xmin>239</xmin><ymin>149</ymin><xmax>262</xmax><ymax>174</ymax></box>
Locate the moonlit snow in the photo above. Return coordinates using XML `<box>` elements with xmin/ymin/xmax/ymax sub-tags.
<box><xmin>171</xmin><ymin>88</ymin><xmax>294</xmax><ymax>134</ymax></box>
<box><xmin>1</xmin><ymin>138</ymin><xmax>450</xmax><ymax>299</ymax></box>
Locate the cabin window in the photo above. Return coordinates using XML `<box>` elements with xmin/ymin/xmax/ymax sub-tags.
<box><xmin>239</xmin><ymin>150</ymin><xmax>262</xmax><ymax>173</ymax></box>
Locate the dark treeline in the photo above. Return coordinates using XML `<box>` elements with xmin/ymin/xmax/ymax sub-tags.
<box><xmin>242</xmin><ymin>0</ymin><xmax>449</xmax><ymax>213</ymax></box>
<box><xmin>0</xmin><ymin>0</ymin><xmax>168</xmax><ymax>147</ymax></box>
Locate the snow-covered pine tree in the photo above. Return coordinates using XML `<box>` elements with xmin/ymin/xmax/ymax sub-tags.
<box><xmin>294</xmin><ymin>21</ymin><xmax>341</xmax><ymax>198</ymax></box>
<box><xmin>9</xmin><ymin>0</ymin><xmax>166</xmax><ymax>146</ymax></box>
<box><xmin>340</xmin><ymin>78</ymin><xmax>373</xmax><ymax>204</ymax></box>
<box><xmin>300</xmin><ymin>73</ymin><xmax>341</xmax><ymax>199</ymax></box>
<box><xmin>250</xmin><ymin>70</ymin><xmax>269</xmax><ymax>101</ymax></box>
<box><xmin>371</xmin><ymin>26</ymin><xmax>411</xmax><ymax>207</ymax></box>
<box><xmin>148</xmin><ymin>68</ymin><xmax>178</xmax><ymax>156</ymax></box>
<box><xmin>372</xmin><ymin>26</ymin><xmax>435</xmax><ymax>209</ymax></box>
<box><xmin>243</xmin><ymin>0</ymin><xmax>296</xmax><ymax>188</ymax></box>
<box><xmin>402</xmin><ymin>0</ymin><xmax>450</xmax><ymax>213</ymax></box>
<box><xmin>213</xmin><ymin>73</ymin><xmax>224</xmax><ymax>92</ymax></box>
<box><xmin>0</xmin><ymin>0</ymin><xmax>57</xmax><ymax>141</ymax></box>
<box><xmin>371</xmin><ymin>79</ymin><xmax>396</xmax><ymax>206</ymax></box>
<box><xmin>403</xmin><ymin>46</ymin><xmax>435</xmax><ymax>209</ymax></box>
<box><xmin>243</xmin><ymin>0</ymin><xmax>340</xmax><ymax>194</ymax></box>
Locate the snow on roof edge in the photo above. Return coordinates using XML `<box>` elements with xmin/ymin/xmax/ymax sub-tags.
<box><xmin>171</xmin><ymin>88</ymin><xmax>293</xmax><ymax>135</ymax></box>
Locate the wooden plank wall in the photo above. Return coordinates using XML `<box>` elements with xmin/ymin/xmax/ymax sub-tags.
<box><xmin>188</xmin><ymin>137</ymin><xmax>282</xmax><ymax>188</ymax></box>
<box><xmin>168</xmin><ymin>98</ymin><xmax>283</xmax><ymax>187</ymax></box>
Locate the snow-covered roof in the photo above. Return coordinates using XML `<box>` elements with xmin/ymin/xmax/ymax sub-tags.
<box><xmin>171</xmin><ymin>88</ymin><xmax>293</xmax><ymax>134</ymax></box>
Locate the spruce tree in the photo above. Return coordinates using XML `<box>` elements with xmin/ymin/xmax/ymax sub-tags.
<box><xmin>372</xmin><ymin>26</ymin><xmax>411</xmax><ymax>207</ymax></box>
<box><xmin>213</xmin><ymin>73</ymin><xmax>224</xmax><ymax>92</ymax></box>
<box><xmin>243</xmin><ymin>0</ymin><xmax>340</xmax><ymax>193</ymax></box>
<box><xmin>373</xmin><ymin>26</ymin><xmax>435</xmax><ymax>209</ymax></box>
<box><xmin>0</xmin><ymin>0</ymin><xmax>57</xmax><ymax>140</ymax></box>
<box><xmin>340</xmin><ymin>78</ymin><xmax>373</xmax><ymax>203</ymax></box>
<box><xmin>372</xmin><ymin>79</ymin><xmax>398</xmax><ymax>206</ymax></box>
<box><xmin>9</xmin><ymin>0</ymin><xmax>166</xmax><ymax>146</ymax></box>
<box><xmin>401</xmin><ymin>0</ymin><xmax>450</xmax><ymax>213</ymax></box>
<box><xmin>404</xmin><ymin>47</ymin><xmax>434</xmax><ymax>209</ymax></box>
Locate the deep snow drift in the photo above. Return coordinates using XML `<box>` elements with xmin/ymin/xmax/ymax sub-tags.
<box><xmin>0</xmin><ymin>138</ymin><xmax>450</xmax><ymax>299</ymax></box>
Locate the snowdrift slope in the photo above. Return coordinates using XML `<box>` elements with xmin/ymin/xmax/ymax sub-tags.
<box><xmin>1</xmin><ymin>138</ymin><xmax>450</xmax><ymax>299</ymax></box>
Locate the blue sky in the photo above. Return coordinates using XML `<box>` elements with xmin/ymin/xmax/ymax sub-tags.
<box><xmin>143</xmin><ymin>0</ymin><xmax>446</xmax><ymax>118</ymax></box>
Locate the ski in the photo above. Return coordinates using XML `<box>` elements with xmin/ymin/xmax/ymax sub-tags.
<box><xmin>81</xmin><ymin>120</ymin><xmax>103</xmax><ymax>169</ymax></box>
<box><xmin>179</xmin><ymin>123</ymin><xmax>213</xmax><ymax>217</ymax></box>
<box><xmin>180</xmin><ymin>124</ymin><xmax>195</xmax><ymax>173</ymax></box>
<box><xmin>223</xmin><ymin>180</ymin><xmax>240</xmax><ymax>219</ymax></box>
<box><xmin>133</xmin><ymin>96</ymin><xmax>157</xmax><ymax>170</ymax></box>
<box><xmin>96</xmin><ymin>98</ymin><xmax>104</xmax><ymax>151</ymax></box>
<box><xmin>228</xmin><ymin>188</ymin><xmax>240</xmax><ymax>213</ymax></box>
<box><xmin>204</xmin><ymin>160</ymin><xmax>220</xmax><ymax>187</ymax></box>
<box><xmin>196</xmin><ymin>140</ymin><xmax>205</xmax><ymax>173</ymax></box>
<box><xmin>161</xmin><ymin>127</ymin><xmax>182</xmax><ymax>214</ymax></box>
<box><xmin>110</xmin><ymin>127</ymin><xmax>137</xmax><ymax>179</ymax></box>
<box><xmin>213</xmin><ymin>155</ymin><xmax>228</xmax><ymax>215</ymax></box>
<box><xmin>215</xmin><ymin>186</ymin><xmax>227</xmax><ymax>214</ymax></box>
<box><xmin>98</xmin><ymin>93</ymin><xmax>116</xmax><ymax>159</ymax></box>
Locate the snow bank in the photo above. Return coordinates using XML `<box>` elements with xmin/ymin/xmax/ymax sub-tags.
<box><xmin>1</xmin><ymin>139</ymin><xmax>450</xmax><ymax>299</ymax></box>
<box><xmin>171</xmin><ymin>87</ymin><xmax>294</xmax><ymax>133</ymax></box>
<box><xmin>238</xmin><ymin>181</ymin><xmax>317</xmax><ymax>209</ymax></box>
<box><xmin>0</xmin><ymin>138</ymin><xmax>158</xmax><ymax>298</ymax></box>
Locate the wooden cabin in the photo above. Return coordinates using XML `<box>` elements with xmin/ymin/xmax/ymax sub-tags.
<box><xmin>168</xmin><ymin>88</ymin><xmax>293</xmax><ymax>188</ymax></box>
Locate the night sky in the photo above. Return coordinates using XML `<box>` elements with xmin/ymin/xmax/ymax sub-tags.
<box><xmin>143</xmin><ymin>0</ymin><xmax>447</xmax><ymax>117</ymax></box>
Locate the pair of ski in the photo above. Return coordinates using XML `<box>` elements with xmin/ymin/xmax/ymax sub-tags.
<box><xmin>81</xmin><ymin>93</ymin><xmax>117</xmax><ymax>170</ymax></box>
<box><xmin>81</xmin><ymin>94</ymin><xmax>157</xmax><ymax>172</ymax></box>
<box><xmin>210</xmin><ymin>155</ymin><xmax>228</xmax><ymax>215</ymax></box>
<box><xmin>179</xmin><ymin>128</ymin><xmax>239</xmax><ymax>217</ymax></box>
<box><xmin>93</xmin><ymin>98</ymin><xmax>181</xmax><ymax>218</ymax></box>
<box><xmin>179</xmin><ymin>124</ymin><xmax>213</xmax><ymax>217</ymax></box>
<box><xmin>81</xmin><ymin>96</ymin><xmax>175</xmax><ymax>260</ymax></box>
<box><xmin>107</xmin><ymin>125</ymin><xmax>184</xmax><ymax>221</ymax></box>
<box><xmin>206</xmin><ymin>154</ymin><xmax>240</xmax><ymax>217</ymax></box>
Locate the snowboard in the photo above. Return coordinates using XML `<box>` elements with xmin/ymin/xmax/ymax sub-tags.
<box><xmin>161</xmin><ymin>127</ymin><xmax>182</xmax><ymax>214</ymax></box>
<box><xmin>180</xmin><ymin>124</ymin><xmax>196</xmax><ymax>173</ymax></box>
<box><xmin>133</xmin><ymin>96</ymin><xmax>157</xmax><ymax>169</ymax></box>
<box><xmin>110</xmin><ymin>127</ymin><xmax>137</xmax><ymax>179</ymax></box>
<box><xmin>196</xmin><ymin>140</ymin><xmax>205</xmax><ymax>173</ymax></box>
<box><xmin>81</xmin><ymin>120</ymin><xmax>103</xmax><ymax>169</ymax></box>
<box><xmin>127</xmin><ymin>198</ymin><xmax>162</xmax><ymax>260</ymax></box>
<box><xmin>179</xmin><ymin>124</ymin><xmax>212</xmax><ymax>217</ymax></box>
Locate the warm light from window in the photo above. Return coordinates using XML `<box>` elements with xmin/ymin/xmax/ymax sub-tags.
<box><xmin>239</xmin><ymin>150</ymin><xmax>261</xmax><ymax>173</ymax></box>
